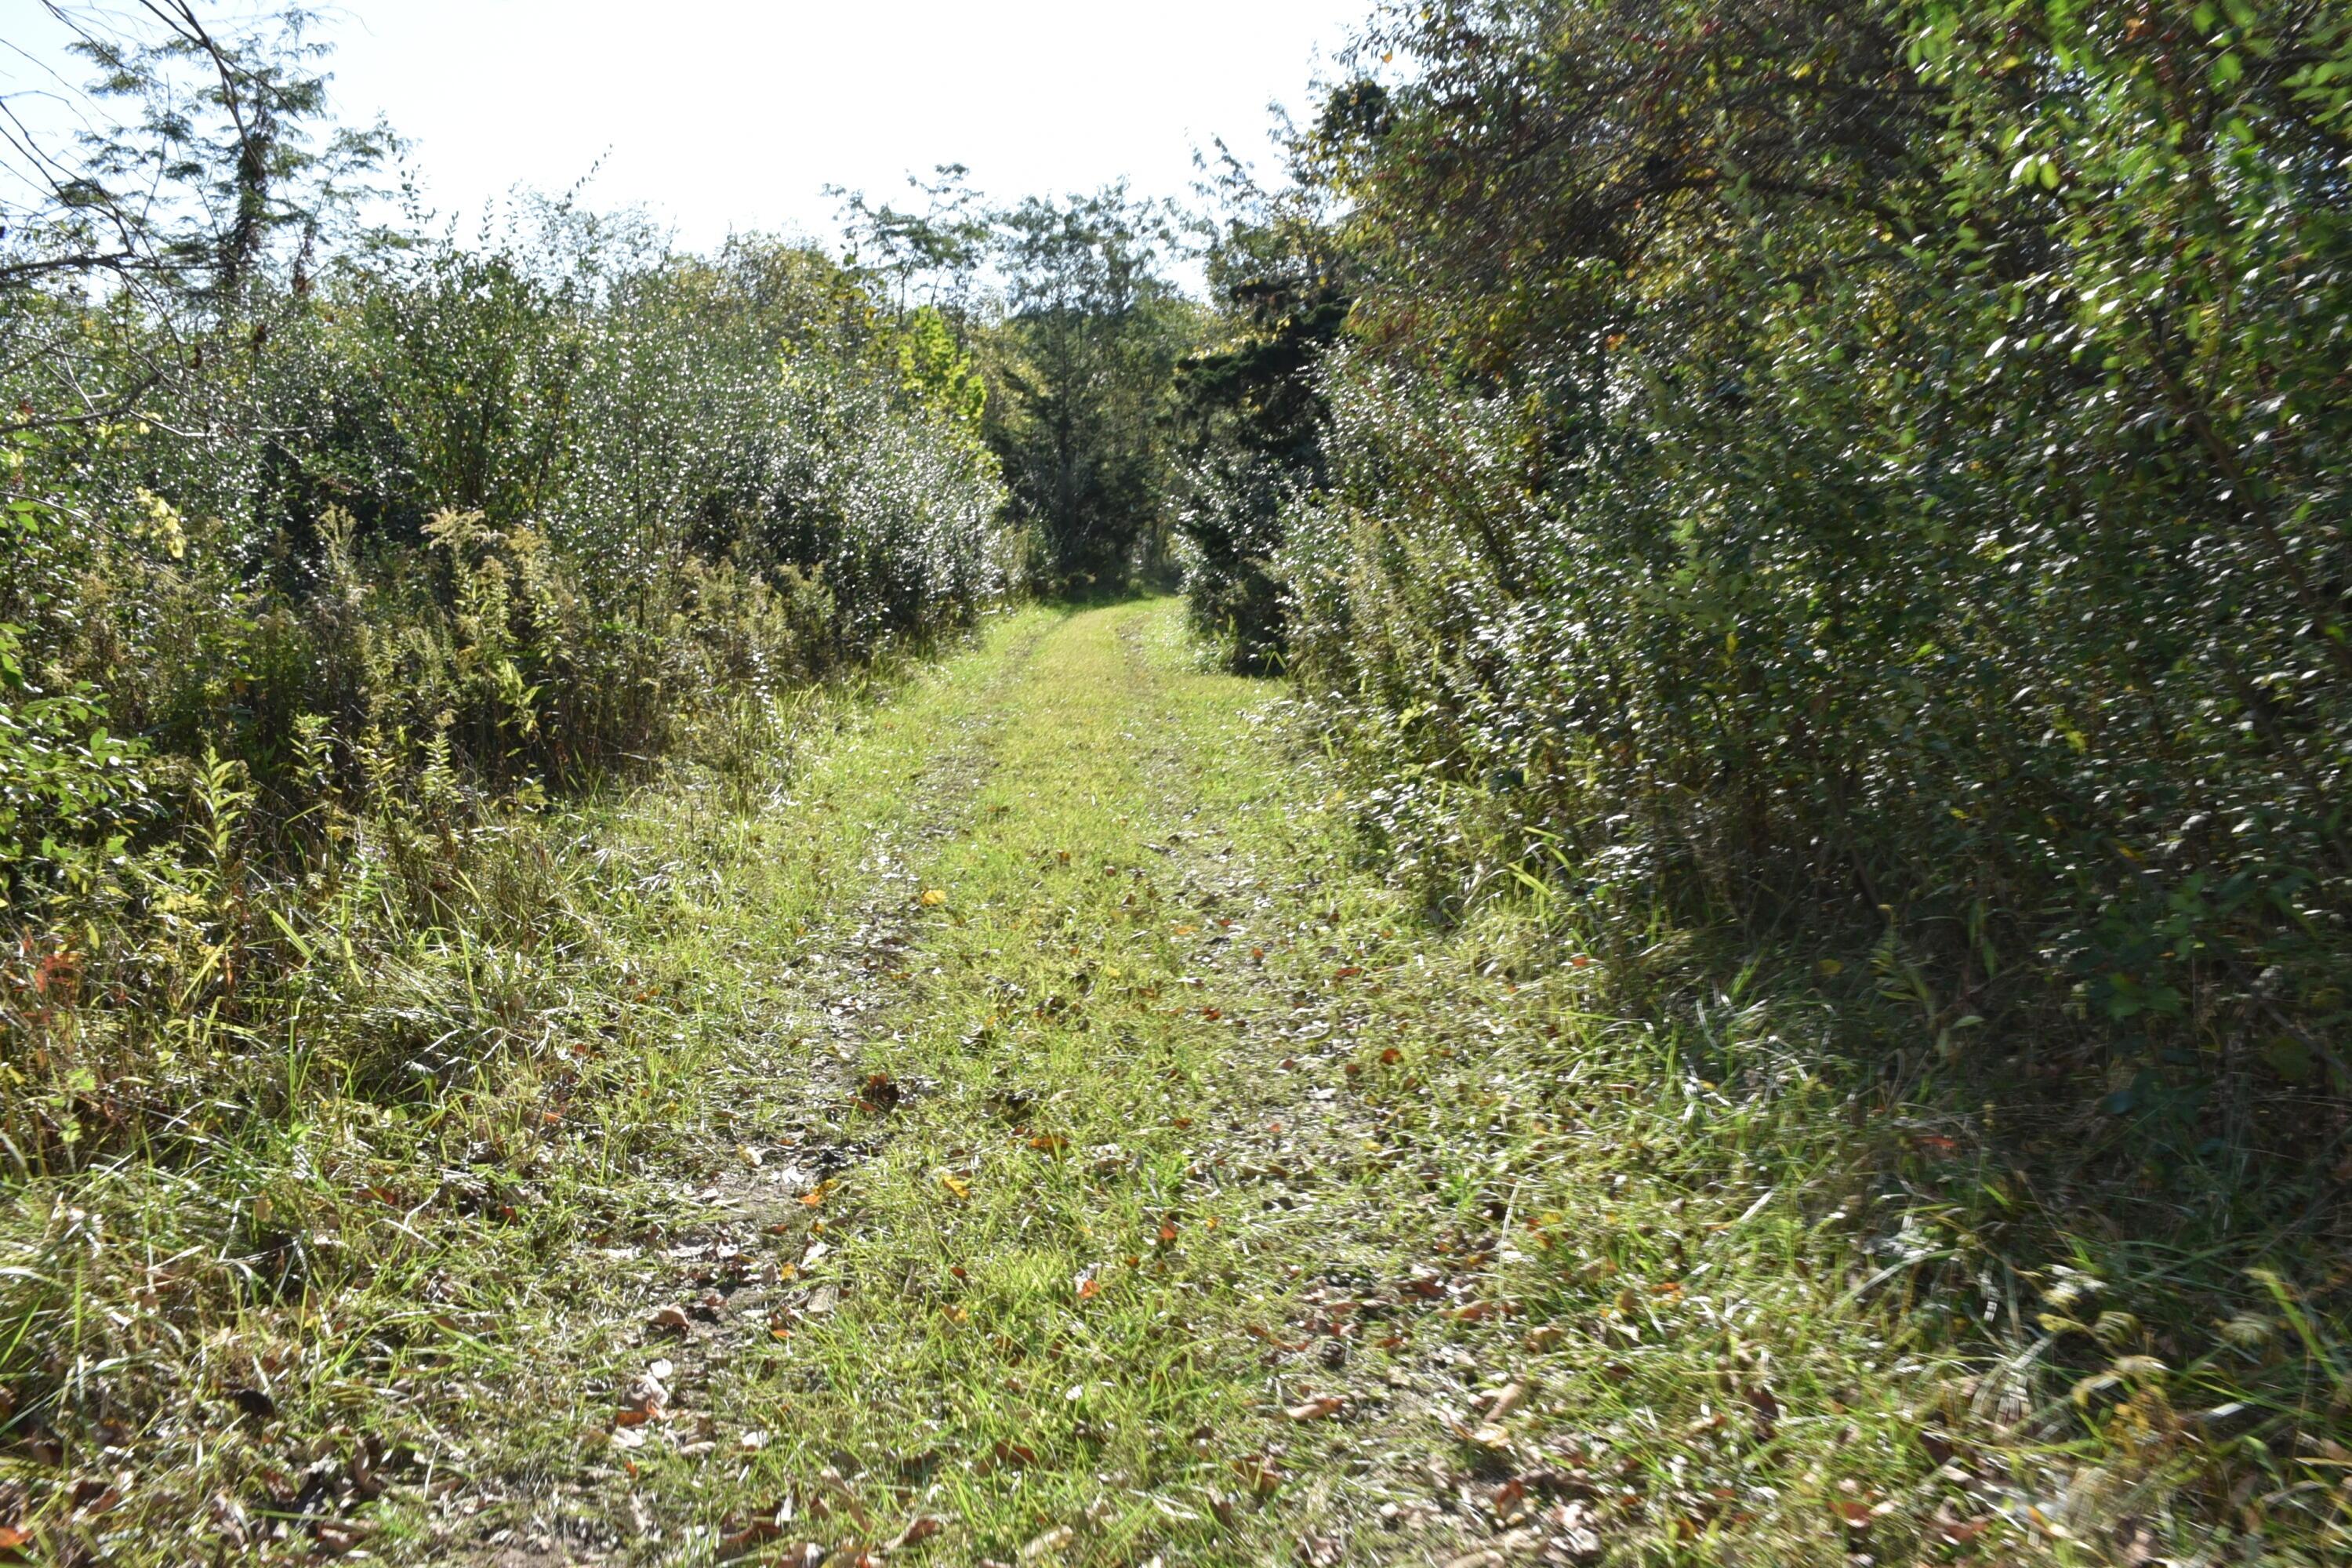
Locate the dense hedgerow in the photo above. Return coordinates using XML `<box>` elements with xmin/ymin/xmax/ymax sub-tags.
<box><xmin>1252</xmin><ymin>0</ymin><xmax>2352</xmax><ymax>1125</ymax></box>
<box><xmin>0</xmin><ymin>199</ymin><xmax>1007</xmax><ymax>1168</ymax></box>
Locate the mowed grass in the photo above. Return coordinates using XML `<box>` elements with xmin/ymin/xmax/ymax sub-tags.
<box><xmin>7</xmin><ymin>600</ymin><xmax>2343</xmax><ymax>1566</ymax></box>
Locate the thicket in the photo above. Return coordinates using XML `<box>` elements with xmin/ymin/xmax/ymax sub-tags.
<box><xmin>1156</xmin><ymin>5</ymin><xmax>2352</xmax><ymax>1541</ymax></box>
<box><xmin>1171</xmin><ymin>157</ymin><xmax>1348</xmax><ymax>670</ymax></box>
<box><xmin>1</xmin><ymin>6</ymin><xmax>1007</xmax><ymax>1174</ymax></box>
<box><xmin>837</xmin><ymin>172</ymin><xmax>1203</xmax><ymax>592</ymax></box>
<box><xmin>1186</xmin><ymin>0</ymin><xmax>2352</xmax><ymax>1131</ymax></box>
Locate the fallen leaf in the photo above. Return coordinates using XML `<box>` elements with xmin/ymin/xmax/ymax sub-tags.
<box><xmin>1552</xmin><ymin>1500</ymin><xmax>1602</xmax><ymax>1559</ymax></box>
<box><xmin>314</xmin><ymin>1521</ymin><xmax>368</xmax><ymax>1555</ymax></box>
<box><xmin>938</xmin><ymin>1171</ymin><xmax>972</xmax><ymax>1201</ymax></box>
<box><xmin>1234</xmin><ymin>1454</ymin><xmax>1284</xmax><ymax>1495</ymax></box>
<box><xmin>1022</xmin><ymin>1524</ymin><xmax>1078</xmax><ymax>1559</ymax></box>
<box><xmin>920</xmin><ymin>889</ymin><xmax>948</xmax><ymax>907</ymax></box>
<box><xmin>0</xmin><ymin>1528</ymin><xmax>30</xmax><ymax>1554</ymax></box>
<box><xmin>739</xmin><ymin>1430</ymin><xmax>770</xmax><ymax>1452</ymax></box>
<box><xmin>717</xmin><ymin>1519</ymin><xmax>786</xmax><ymax>1560</ymax></box>
<box><xmin>1487</xmin><ymin>1381</ymin><xmax>1529</xmax><ymax>1420</ymax></box>
<box><xmin>1286</xmin><ymin>1395</ymin><xmax>1345</xmax><ymax>1421</ymax></box>
<box><xmin>647</xmin><ymin>1305</ymin><xmax>692</xmax><ymax>1333</ymax></box>
<box><xmin>888</xmin><ymin>1515</ymin><xmax>949</xmax><ymax>1551</ymax></box>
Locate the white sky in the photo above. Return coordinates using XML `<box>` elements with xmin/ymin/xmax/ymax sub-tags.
<box><xmin>5</xmin><ymin>1</ymin><xmax>1370</xmax><ymax>259</ymax></box>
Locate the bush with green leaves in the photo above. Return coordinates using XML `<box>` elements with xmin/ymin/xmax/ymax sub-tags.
<box><xmin>1280</xmin><ymin>0</ymin><xmax>2352</xmax><ymax>1100</ymax></box>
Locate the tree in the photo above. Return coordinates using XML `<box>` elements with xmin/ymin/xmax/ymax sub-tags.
<box><xmin>1171</xmin><ymin>140</ymin><xmax>1351</xmax><ymax>669</ymax></box>
<box><xmin>985</xmin><ymin>186</ymin><xmax>1198</xmax><ymax>586</ymax></box>
<box><xmin>0</xmin><ymin>2</ymin><xmax>394</xmax><ymax>434</ymax></box>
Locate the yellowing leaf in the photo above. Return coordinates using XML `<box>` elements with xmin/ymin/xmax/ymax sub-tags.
<box><xmin>938</xmin><ymin>1171</ymin><xmax>972</xmax><ymax>1201</ymax></box>
<box><xmin>920</xmin><ymin>888</ymin><xmax>948</xmax><ymax>906</ymax></box>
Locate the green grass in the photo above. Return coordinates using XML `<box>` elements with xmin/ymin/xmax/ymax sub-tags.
<box><xmin>4</xmin><ymin>600</ymin><xmax>2346</xmax><ymax>1566</ymax></box>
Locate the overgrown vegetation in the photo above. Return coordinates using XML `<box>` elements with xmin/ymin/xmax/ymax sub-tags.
<box><xmin>9</xmin><ymin>0</ymin><xmax>2352</xmax><ymax>1562</ymax></box>
<box><xmin>1165</xmin><ymin>0</ymin><xmax>2352</xmax><ymax>1556</ymax></box>
<box><xmin>1</xmin><ymin>3</ymin><xmax>1008</xmax><ymax>1534</ymax></box>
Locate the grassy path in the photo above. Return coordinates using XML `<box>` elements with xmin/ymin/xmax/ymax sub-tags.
<box><xmin>378</xmin><ymin>598</ymin><xmax>1954</xmax><ymax>1568</ymax></box>
<box><xmin>13</xmin><ymin>601</ymin><xmax>2086</xmax><ymax>1566</ymax></box>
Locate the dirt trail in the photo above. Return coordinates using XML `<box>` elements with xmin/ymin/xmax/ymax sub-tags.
<box><xmin>411</xmin><ymin>602</ymin><xmax>1896</xmax><ymax>1568</ymax></box>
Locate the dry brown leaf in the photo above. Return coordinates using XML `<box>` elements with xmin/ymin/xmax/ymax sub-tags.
<box><xmin>717</xmin><ymin>1519</ymin><xmax>786</xmax><ymax>1560</ymax></box>
<box><xmin>887</xmin><ymin>1515</ymin><xmax>949</xmax><ymax>1551</ymax></box>
<box><xmin>1234</xmin><ymin>1454</ymin><xmax>1284</xmax><ymax>1495</ymax></box>
<box><xmin>1285</xmin><ymin>1395</ymin><xmax>1345</xmax><ymax>1421</ymax></box>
